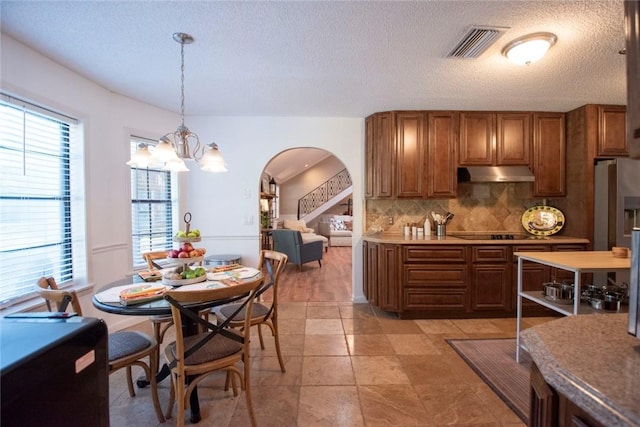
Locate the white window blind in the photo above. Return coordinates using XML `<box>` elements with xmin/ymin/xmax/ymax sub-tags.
<box><xmin>130</xmin><ymin>137</ymin><xmax>174</xmax><ymax>268</ymax></box>
<box><xmin>0</xmin><ymin>96</ymin><xmax>77</xmax><ymax>305</ymax></box>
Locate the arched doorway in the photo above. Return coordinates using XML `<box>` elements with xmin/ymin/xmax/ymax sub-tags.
<box><xmin>259</xmin><ymin>148</ymin><xmax>354</xmax><ymax>302</ymax></box>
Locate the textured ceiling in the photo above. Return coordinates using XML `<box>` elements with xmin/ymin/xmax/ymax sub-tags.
<box><xmin>0</xmin><ymin>1</ymin><xmax>627</xmax><ymax>118</ymax></box>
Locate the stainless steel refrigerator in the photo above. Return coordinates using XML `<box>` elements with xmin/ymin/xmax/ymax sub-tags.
<box><xmin>593</xmin><ymin>158</ymin><xmax>640</xmax><ymax>285</ymax></box>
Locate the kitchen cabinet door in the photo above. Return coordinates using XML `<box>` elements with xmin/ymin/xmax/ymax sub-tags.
<box><xmin>471</xmin><ymin>265</ymin><xmax>511</xmax><ymax>312</ymax></box>
<box><xmin>378</xmin><ymin>244</ymin><xmax>400</xmax><ymax>311</ymax></box>
<box><xmin>496</xmin><ymin>113</ymin><xmax>531</xmax><ymax>165</ymax></box>
<box><xmin>459</xmin><ymin>112</ymin><xmax>495</xmax><ymax>165</ymax></box>
<box><xmin>365</xmin><ymin>115</ymin><xmax>375</xmax><ymax>198</ymax></box>
<box><xmin>471</xmin><ymin>246</ymin><xmax>511</xmax><ymax>312</ymax></box>
<box><xmin>533</xmin><ymin>112</ymin><xmax>566</xmax><ymax>197</ymax></box>
<box><xmin>396</xmin><ymin>112</ymin><xmax>427</xmax><ymax>198</ymax></box>
<box><xmin>363</xmin><ymin>241</ymin><xmax>379</xmax><ymax>305</ymax></box>
<box><xmin>427</xmin><ymin>112</ymin><xmax>458</xmax><ymax>198</ymax></box>
<box><xmin>373</xmin><ymin>112</ymin><xmax>396</xmax><ymax>198</ymax></box>
<box><xmin>529</xmin><ymin>362</ymin><xmax>558</xmax><ymax>427</ymax></box>
<box><xmin>597</xmin><ymin>105</ymin><xmax>627</xmax><ymax>157</ymax></box>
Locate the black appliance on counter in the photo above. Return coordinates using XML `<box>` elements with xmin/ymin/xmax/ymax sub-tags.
<box><xmin>1</xmin><ymin>316</ymin><xmax>109</xmax><ymax>426</ymax></box>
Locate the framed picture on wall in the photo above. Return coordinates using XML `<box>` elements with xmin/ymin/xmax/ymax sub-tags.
<box><xmin>261</xmin><ymin>177</ymin><xmax>269</xmax><ymax>194</ymax></box>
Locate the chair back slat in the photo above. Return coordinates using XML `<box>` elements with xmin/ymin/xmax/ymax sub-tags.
<box><xmin>164</xmin><ymin>276</ymin><xmax>264</xmax><ymax>367</ymax></box>
<box><xmin>255</xmin><ymin>250</ymin><xmax>288</xmax><ymax>320</ymax></box>
<box><xmin>38</xmin><ymin>286</ymin><xmax>83</xmax><ymax>316</ymax></box>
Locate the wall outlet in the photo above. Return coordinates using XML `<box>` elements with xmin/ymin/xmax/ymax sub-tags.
<box><xmin>388</xmin><ymin>216</ymin><xmax>393</xmax><ymax>225</ymax></box>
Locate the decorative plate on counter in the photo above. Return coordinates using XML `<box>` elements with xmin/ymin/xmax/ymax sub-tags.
<box><xmin>521</xmin><ymin>205</ymin><xmax>565</xmax><ymax>236</ymax></box>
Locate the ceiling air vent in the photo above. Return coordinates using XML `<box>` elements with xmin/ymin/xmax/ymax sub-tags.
<box><xmin>447</xmin><ymin>26</ymin><xmax>509</xmax><ymax>59</ymax></box>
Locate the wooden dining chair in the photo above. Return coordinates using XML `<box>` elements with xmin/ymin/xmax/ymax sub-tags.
<box><xmin>143</xmin><ymin>250</ymin><xmax>174</xmax><ymax>338</ymax></box>
<box><xmin>216</xmin><ymin>249</ymin><xmax>289</xmax><ymax>372</ymax></box>
<box><xmin>163</xmin><ymin>276</ymin><xmax>264</xmax><ymax>427</ymax></box>
<box><xmin>37</xmin><ymin>277</ymin><xmax>165</xmax><ymax>423</ymax></box>
<box><xmin>142</xmin><ymin>250</ymin><xmax>209</xmax><ymax>373</ymax></box>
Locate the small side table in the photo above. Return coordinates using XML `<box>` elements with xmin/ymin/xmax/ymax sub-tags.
<box><xmin>204</xmin><ymin>254</ymin><xmax>242</xmax><ymax>267</ymax></box>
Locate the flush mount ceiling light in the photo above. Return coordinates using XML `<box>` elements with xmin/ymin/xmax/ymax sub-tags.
<box><xmin>127</xmin><ymin>32</ymin><xmax>227</xmax><ymax>173</ymax></box>
<box><xmin>501</xmin><ymin>32</ymin><xmax>557</xmax><ymax>65</ymax></box>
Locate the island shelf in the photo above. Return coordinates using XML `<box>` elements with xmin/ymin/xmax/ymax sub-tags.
<box><xmin>515</xmin><ymin>251</ymin><xmax>630</xmax><ymax>362</ymax></box>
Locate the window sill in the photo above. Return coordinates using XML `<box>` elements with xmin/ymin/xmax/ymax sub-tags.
<box><xmin>1</xmin><ymin>282</ymin><xmax>96</xmax><ymax>316</ymax></box>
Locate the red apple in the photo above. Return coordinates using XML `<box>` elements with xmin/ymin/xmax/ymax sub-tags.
<box><xmin>170</xmin><ymin>249</ymin><xmax>180</xmax><ymax>258</ymax></box>
<box><xmin>178</xmin><ymin>251</ymin><xmax>189</xmax><ymax>258</ymax></box>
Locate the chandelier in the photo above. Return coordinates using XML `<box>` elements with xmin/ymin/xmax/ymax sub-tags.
<box><xmin>127</xmin><ymin>32</ymin><xmax>227</xmax><ymax>173</ymax></box>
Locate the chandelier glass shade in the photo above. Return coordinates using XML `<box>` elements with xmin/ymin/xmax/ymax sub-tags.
<box><xmin>126</xmin><ymin>32</ymin><xmax>227</xmax><ymax>173</ymax></box>
<box><xmin>502</xmin><ymin>32</ymin><xmax>557</xmax><ymax>65</ymax></box>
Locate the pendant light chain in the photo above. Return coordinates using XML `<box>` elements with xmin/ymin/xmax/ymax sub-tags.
<box><xmin>180</xmin><ymin>38</ymin><xmax>185</xmax><ymax>127</ymax></box>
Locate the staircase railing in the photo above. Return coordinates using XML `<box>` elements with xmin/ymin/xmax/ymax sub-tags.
<box><xmin>297</xmin><ymin>169</ymin><xmax>352</xmax><ymax>219</ymax></box>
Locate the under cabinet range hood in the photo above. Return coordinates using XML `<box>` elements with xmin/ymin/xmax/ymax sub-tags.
<box><xmin>457</xmin><ymin>166</ymin><xmax>535</xmax><ymax>183</ymax></box>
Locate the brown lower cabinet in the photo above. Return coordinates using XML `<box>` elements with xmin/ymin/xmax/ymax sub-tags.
<box><xmin>530</xmin><ymin>362</ymin><xmax>605</xmax><ymax>427</ymax></box>
<box><xmin>363</xmin><ymin>241</ymin><xmax>586</xmax><ymax>319</ymax></box>
<box><xmin>403</xmin><ymin>245</ymin><xmax>469</xmax><ymax>315</ymax></box>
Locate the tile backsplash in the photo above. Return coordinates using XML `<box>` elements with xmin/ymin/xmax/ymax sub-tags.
<box><xmin>366</xmin><ymin>182</ymin><xmax>561</xmax><ymax>234</ymax></box>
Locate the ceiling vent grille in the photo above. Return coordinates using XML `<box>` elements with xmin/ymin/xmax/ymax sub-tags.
<box><xmin>447</xmin><ymin>26</ymin><xmax>509</xmax><ymax>58</ymax></box>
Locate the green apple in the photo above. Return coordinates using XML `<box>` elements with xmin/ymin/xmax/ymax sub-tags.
<box><xmin>187</xmin><ymin>231</ymin><xmax>197</xmax><ymax>237</ymax></box>
<box><xmin>176</xmin><ymin>230</ymin><xmax>187</xmax><ymax>238</ymax></box>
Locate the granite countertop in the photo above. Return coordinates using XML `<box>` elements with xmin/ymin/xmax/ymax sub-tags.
<box><xmin>362</xmin><ymin>232</ymin><xmax>590</xmax><ymax>245</ymax></box>
<box><xmin>521</xmin><ymin>314</ymin><xmax>640</xmax><ymax>426</ymax></box>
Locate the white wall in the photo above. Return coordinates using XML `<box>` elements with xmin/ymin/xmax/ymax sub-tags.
<box><xmin>1</xmin><ymin>34</ymin><xmax>366</xmax><ymax>328</ymax></box>
<box><xmin>279</xmin><ymin>155</ymin><xmax>347</xmax><ymax>217</ymax></box>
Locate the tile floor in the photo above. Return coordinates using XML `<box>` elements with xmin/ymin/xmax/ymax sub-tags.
<box><xmin>108</xmin><ymin>303</ymin><xmax>553</xmax><ymax>426</ymax></box>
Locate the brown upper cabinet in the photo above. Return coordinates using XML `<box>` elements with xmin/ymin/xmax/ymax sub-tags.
<box><xmin>427</xmin><ymin>112</ymin><xmax>459</xmax><ymax>198</ymax></box>
<box><xmin>365</xmin><ymin>111</ymin><xmax>457</xmax><ymax>199</ymax></box>
<box><xmin>532</xmin><ymin>112</ymin><xmax>566</xmax><ymax>197</ymax></box>
<box><xmin>396</xmin><ymin>111</ymin><xmax>427</xmax><ymax>198</ymax></box>
<box><xmin>459</xmin><ymin>112</ymin><xmax>531</xmax><ymax>166</ymax></box>
<box><xmin>365</xmin><ymin>112</ymin><xmax>396</xmax><ymax>198</ymax></box>
<box><xmin>459</xmin><ymin>112</ymin><xmax>495</xmax><ymax>165</ymax></box>
<box><xmin>497</xmin><ymin>113</ymin><xmax>531</xmax><ymax>165</ymax></box>
<box><xmin>597</xmin><ymin>105</ymin><xmax>627</xmax><ymax>157</ymax></box>
<box><xmin>366</xmin><ymin>110</ymin><xmax>563</xmax><ymax>199</ymax></box>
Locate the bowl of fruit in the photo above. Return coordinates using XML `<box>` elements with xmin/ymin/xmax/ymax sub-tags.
<box><xmin>167</xmin><ymin>242</ymin><xmax>206</xmax><ymax>265</ymax></box>
<box><xmin>173</xmin><ymin>212</ymin><xmax>202</xmax><ymax>242</ymax></box>
<box><xmin>162</xmin><ymin>265</ymin><xmax>208</xmax><ymax>286</ymax></box>
<box><xmin>174</xmin><ymin>227</ymin><xmax>201</xmax><ymax>242</ymax></box>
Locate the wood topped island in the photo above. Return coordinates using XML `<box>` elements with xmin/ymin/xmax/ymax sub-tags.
<box><xmin>362</xmin><ymin>233</ymin><xmax>589</xmax><ymax>319</ymax></box>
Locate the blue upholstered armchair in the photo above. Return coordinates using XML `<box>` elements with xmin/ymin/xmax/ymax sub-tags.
<box><xmin>271</xmin><ymin>229</ymin><xmax>323</xmax><ymax>271</ymax></box>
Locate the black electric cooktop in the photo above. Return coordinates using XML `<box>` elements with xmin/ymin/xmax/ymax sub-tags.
<box><xmin>453</xmin><ymin>233</ymin><xmax>549</xmax><ymax>240</ymax></box>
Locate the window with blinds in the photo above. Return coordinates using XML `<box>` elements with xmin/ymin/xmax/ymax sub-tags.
<box><xmin>0</xmin><ymin>96</ymin><xmax>76</xmax><ymax>305</ymax></box>
<box><xmin>130</xmin><ymin>137</ymin><xmax>174</xmax><ymax>268</ymax></box>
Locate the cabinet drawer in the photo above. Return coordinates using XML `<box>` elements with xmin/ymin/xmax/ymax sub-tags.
<box><xmin>404</xmin><ymin>265</ymin><xmax>467</xmax><ymax>287</ymax></box>
<box><xmin>403</xmin><ymin>289</ymin><xmax>468</xmax><ymax>311</ymax></box>
<box><xmin>552</xmin><ymin>244</ymin><xmax>587</xmax><ymax>252</ymax></box>
<box><xmin>403</xmin><ymin>246</ymin><xmax>467</xmax><ymax>263</ymax></box>
<box><xmin>472</xmin><ymin>246</ymin><xmax>509</xmax><ymax>262</ymax></box>
<box><xmin>512</xmin><ymin>245</ymin><xmax>552</xmax><ymax>262</ymax></box>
